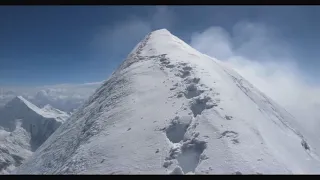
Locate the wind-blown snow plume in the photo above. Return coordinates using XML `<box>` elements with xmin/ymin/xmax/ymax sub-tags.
<box><xmin>190</xmin><ymin>21</ymin><xmax>320</xmax><ymax>136</ymax></box>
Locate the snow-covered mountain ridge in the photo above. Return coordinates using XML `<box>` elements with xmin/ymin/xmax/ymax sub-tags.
<box><xmin>0</xmin><ymin>96</ymin><xmax>69</xmax><ymax>173</ymax></box>
<box><xmin>15</xmin><ymin>29</ymin><xmax>320</xmax><ymax>174</ymax></box>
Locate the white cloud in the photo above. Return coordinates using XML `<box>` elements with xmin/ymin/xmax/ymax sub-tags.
<box><xmin>190</xmin><ymin>21</ymin><xmax>320</xmax><ymax>134</ymax></box>
<box><xmin>190</xmin><ymin>27</ymin><xmax>233</xmax><ymax>60</ymax></box>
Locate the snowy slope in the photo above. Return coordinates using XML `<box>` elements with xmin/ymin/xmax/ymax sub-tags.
<box><xmin>15</xmin><ymin>29</ymin><xmax>320</xmax><ymax>174</ymax></box>
<box><xmin>0</xmin><ymin>122</ymin><xmax>33</xmax><ymax>174</ymax></box>
<box><xmin>0</xmin><ymin>96</ymin><xmax>69</xmax><ymax>173</ymax></box>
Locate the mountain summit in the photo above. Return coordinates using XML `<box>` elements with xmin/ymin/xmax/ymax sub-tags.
<box><xmin>15</xmin><ymin>29</ymin><xmax>320</xmax><ymax>174</ymax></box>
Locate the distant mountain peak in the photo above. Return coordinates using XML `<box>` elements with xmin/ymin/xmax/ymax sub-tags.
<box><xmin>5</xmin><ymin>96</ymin><xmax>43</xmax><ymax>114</ymax></box>
<box><xmin>0</xmin><ymin>96</ymin><xmax>70</xmax><ymax>173</ymax></box>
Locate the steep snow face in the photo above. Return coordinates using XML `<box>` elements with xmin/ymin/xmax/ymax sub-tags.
<box><xmin>0</xmin><ymin>96</ymin><xmax>69</xmax><ymax>173</ymax></box>
<box><xmin>15</xmin><ymin>29</ymin><xmax>320</xmax><ymax>174</ymax></box>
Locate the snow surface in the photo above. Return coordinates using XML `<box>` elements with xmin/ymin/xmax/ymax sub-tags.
<box><xmin>0</xmin><ymin>96</ymin><xmax>69</xmax><ymax>173</ymax></box>
<box><xmin>15</xmin><ymin>29</ymin><xmax>320</xmax><ymax>174</ymax></box>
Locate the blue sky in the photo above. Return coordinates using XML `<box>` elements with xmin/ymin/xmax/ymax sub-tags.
<box><xmin>1</xmin><ymin>6</ymin><xmax>320</xmax><ymax>86</ymax></box>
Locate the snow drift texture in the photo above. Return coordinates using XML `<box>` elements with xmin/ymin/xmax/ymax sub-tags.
<box><xmin>0</xmin><ymin>96</ymin><xmax>69</xmax><ymax>174</ymax></box>
<box><xmin>15</xmin><ymin>29</ymin><xmax>320</xmax><ymax>174</ymax></box>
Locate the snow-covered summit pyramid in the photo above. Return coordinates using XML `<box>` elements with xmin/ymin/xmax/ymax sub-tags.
<box><xmin>15</xmin><ymin>29</ymin><xmax>320</xmax><ymax>174</ymax></box>
<box><xmin>0</xmin><ymin>96</ymin><xmax>69</xmax><ymax>173</ymax></box>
